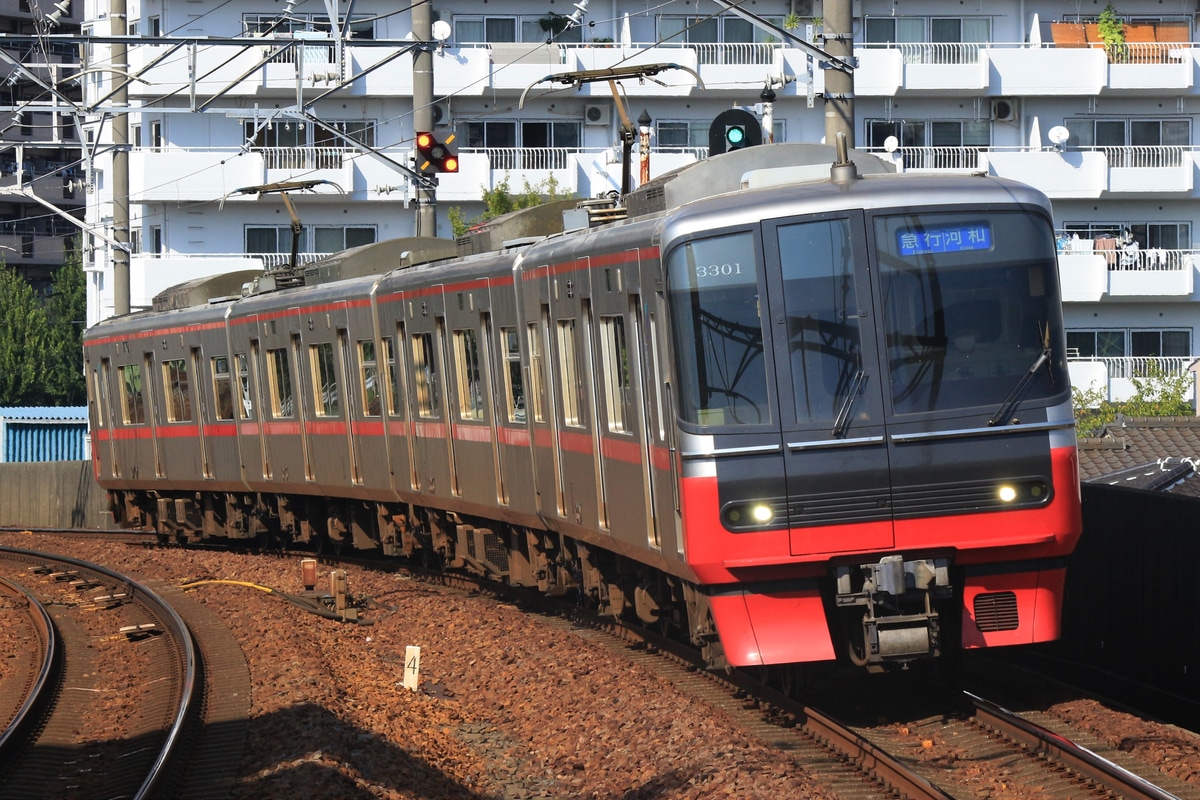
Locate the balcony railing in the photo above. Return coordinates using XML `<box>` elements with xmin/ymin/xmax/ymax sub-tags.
<box><xmin>893</xmin><ymin>146</ymin><xmax>985</xmax><ymax>170</ymax></box>
<box><xmin>465</xmin><ymin>147</ymin><xmax>572</xmax><ymax>171</ymax></box>
<box><xmin>562</xmin><ymin>41</ymin><xmax>781</xmax><ymax>65</ymax></box>
<box><xmin>860</xmin><ymin>41</ymin><xmax>984</xmax><ymax>65</ymax></box>
<box><xmin>254</xmin><ymin>147</ymin><xmax>349</xmax><ymax>170</ymax></box>
<box><xmin>1068</xmin><ymin>355</ymin><xmax>1195</xmax><ymax>379</ymax></box>
<box><xmin>1092</xmin><ymin>145</ymin><xmax>1187</xmax><ymax>168</ymax></box>
<box><xmin>1058</xmin><ymin>242</ymin><xmax>1196</xmax><ymax>271</ymax></box>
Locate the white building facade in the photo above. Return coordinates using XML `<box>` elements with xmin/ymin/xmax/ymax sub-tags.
<box><xmin>78</xmin><ymin>0</ymin><xmax>1200</xmax><ymax>403</ymax></box>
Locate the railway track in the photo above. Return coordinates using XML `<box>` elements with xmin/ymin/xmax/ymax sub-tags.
<box><xmin>0</xmin><ymin>545</ymin><xmax>248</xmax><ymax>800</ymax></box>
<box><xmin>3</xmin><ymin>532</ymin><xmax>1195</xmax><ymax>799</ymax></box>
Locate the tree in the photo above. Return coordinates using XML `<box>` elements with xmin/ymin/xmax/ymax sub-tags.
<box><xmin>1073</xmin><ymin>361</ymin><xmax>1194</xmax><ymax>437</ymax></box>
<box><xmin>43</xmin><ymin>249</ymin><xmax>87</xmax><ymax>405</ymax></box>
<box><xmin>449</xmin><ymin>174</ymin><xmax>573</xmax><ymax>239</ymax></box>
<box><xmin>0</xmin><ymin>261</ymin><xmax>50</xmax><ymax>405</ymax></box>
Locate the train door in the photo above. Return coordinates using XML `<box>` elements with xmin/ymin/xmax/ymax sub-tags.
<box><xmin>406</xmin><ymin>288</ymin><xmax>453</xmax><ymax>497</ymax></box>
<box><xmin>190</xmin><ymin>347</ymin><xmax>212</xmax><ymax>479</ymax></box>
<box><xmin>593</xmin><ymin>261</ymin><xmax>651</xmax><ymax>544</ymax></box>
<box><xmin>144</xmin><ymin>352</ymin><xmax>163</xmax><ymax>478</ymax></box>
<box><xmin>760</xmin><ymin>212</ymin><xmax>896</xmax><ymax>555</ymax></box>
<box><xmin>443</xmin><ymin>285</ymin><xmax>498</xmax><ymax>504</ymax></box>
<box><xmin>548</xmin><ymin>259</ymin><xmax>601</xmax><ymax>529</ymax></box>
<box><xmin>95</xmin><ymin>358</ymin><xmax>119</xmax><ymax>478</ymax></box>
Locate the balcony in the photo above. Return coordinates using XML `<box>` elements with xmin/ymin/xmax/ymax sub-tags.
<box><xmin>1057</xmin><ymin>245</ymin><xmax>1195</xmax><ymax>301</ymax></box>
<box><xmin>1068</xmin><ymin>356</ymin><xmax>1196</xmax><ymax>404</ymax></box>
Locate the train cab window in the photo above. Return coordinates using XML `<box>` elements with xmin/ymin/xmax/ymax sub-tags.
<box><xmin>557</xmin><ymin>319</ymin><xmax>583</xmax><ymax>427</ymax></box>
<box><xmin>500</xmin><ymin>327</ymin><xmax>525</xmax><ymax>423</ymax></box>
<box><xmin>382</xmin><ymin>336</ymin><xmax>402</xmax><ymax>416</ymax></box>
<box><xmin>599</xmin><ymin>315</ymin><xmax>631</xmax><ymax>433</ymax></box>
<box><xmin>162</xmin><ymin>358</ymin><xmax>192</xmax><ymax>422</ymax></box>
<box><xmin>776</xmin><ymin>218</ymin><xmax>864</xmax><ymax>423</ymax></box>
<box><xmin>267</xmin><ymin>347</ymin><xmax>294</xmax><ymax>418</ymax></box>
<box><xmin>412</xmin><ymin>332</ymin><xmax>440</xmax><ymax>418</ymax></box>
<box><xmin>453</xmin><ymin>328</ymin><xmax>484</xmax><ymax>421</ymax></box>
<box><xmin>235</xmin><ymin>353</ymin><xmax>253</xmax><ymax>419</ymax></box>
<box><xmin>666</xmin><ymin>231</ymin><xmax>769</xmax><ymax>426</ymax></box>
<box><xmin>358</xmin><ymin>339</ymin><xmax>381</xmax><ymax>417</ymax></box>
<box><xmin>118</xmin><ymin>363</ymin><xmax>146</xmax><ymax>425</ymax></box>
<box><xmin>310</xmin><ymin>342</ymin><xmax>340</xmax><ymax>417</ymax></box>
<box><xmin>874</xmin><ymin>210</ymin><xmax>1067</xmax><ymax>414</ymax></box>
<box><xmin>212</xmin><ymin>356</ymin><xmax>234</xmax><ymax>420</ymax></box>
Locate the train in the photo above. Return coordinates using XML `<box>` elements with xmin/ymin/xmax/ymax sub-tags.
<box><xmin>83</xmin><ymin>141</ymin><xmax>1082</xmax><ymax>673</ymax></box>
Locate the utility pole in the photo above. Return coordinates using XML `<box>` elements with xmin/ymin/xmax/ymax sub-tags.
<box><xmin>112</xmin><ymin>0</ymin><xmax>130</xmax><ymax>315</ymax></box>
<box><xmin>412</xmin><ymin>2</ymin><xmax>436</xmax><ymax>237</ymax></box>
<box><xmin>823</xmin><ymin>0</ymin><xmax>855</xmax><ymax>148</ymax></box>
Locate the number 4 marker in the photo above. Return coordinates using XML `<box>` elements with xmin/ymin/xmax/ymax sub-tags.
<box><xmin>403</xmin><ymin>645</ymin><xmax>421</xmax><ymax>691</ymax></box>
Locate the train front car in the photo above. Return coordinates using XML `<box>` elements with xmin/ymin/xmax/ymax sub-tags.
<box><xmin>663</xmin><ymin>172</ymin><xmax>1081</xmax><ymax>671</ymax></box>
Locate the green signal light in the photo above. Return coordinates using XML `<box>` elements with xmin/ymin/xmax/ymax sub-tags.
<box><xmin>726</xmin><ymin>125</ymin><xmax>746</xmax><ymax>145</ymax></box>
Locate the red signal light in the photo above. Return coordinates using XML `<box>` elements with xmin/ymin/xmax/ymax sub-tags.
<box><xmin>414</xmin><ymin>131</ymin><xmax>458</xmax><ymax>174</ymax></box>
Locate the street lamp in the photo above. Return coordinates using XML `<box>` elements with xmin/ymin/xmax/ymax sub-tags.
<box><xmin>637</xmin><ymin>108</ymin><xmax>652</xmax><ymax>185</ymax></box>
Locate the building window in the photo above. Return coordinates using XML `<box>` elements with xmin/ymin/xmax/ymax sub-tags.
<box><xmin>1064</xmin><ymin>118</ymin><xmax>1190</xmax><ymax>167</ymax></box>
<box><xmin>454</xmin><ymin>15</ymin><xmax>582</xmax><ymax>44</ymax></box>
<box><xmin>246</xmin><ymin>225</ymin><xmax>375</xmax><ymax>255</ymax></box>
<box><xmin>1067</xmin><ymin>329</ymin><xmax>1190</xmax><ymax>358</ymax></box>
<box><xmin>457</xmin><ymin>120</ymin><xmax>579</xmax><ymax>169</ymax></box>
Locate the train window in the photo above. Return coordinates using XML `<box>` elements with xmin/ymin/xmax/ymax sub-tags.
<box><xmin>235</xmin><ymin>353</ymin><xmax>253</xmax><ymax>419</ymax></box>
<box><xmin>557</xmin><ymin>319</ymin><xmax>583</xmax><ymax>427</ymax></box>
<box><xmin>874</xmin><ymin>210</ymin><xmax>1067</xmax><ymax>414</ymax></box>
<box><xmin>383</xmin><ymin>335</ymin><xmax>402</xmax><ymax>417</ymax></box>
<box><xmin>310</xmin><ymin>342</ymin><xmax>340</xmax><ymax>417</ymax></box>
<box><xmin>412</xmin><ymin>332</ymin><xmax>440</xmax><ymax>418</ymax></box>
<box><xmin>599</xmin><ymin>315</ymin><xmax>631</xmax><ymax>433</ymax></box>
<box><xmin>267</xmin><ymin>347</ymin><xmax>294</xmax><ymax>418</ymax></box>
<box><xmin>776</xmin><ymin>218</ymin><xmax>864</xmax><ymax>423</ymax></box>
<box><xmin>117</xmin><ymin>364</ymin><xmax>145</xmax><ymax>424</ymax></box>
<box><xmin>359</xmin><ymin>339</ymin><xmax>381</xmax><ymax>417</ymax></box>
<box><xmin>527</xmin><ymin>321</ymin><xmax>547</xmax><ymax>423</ymax></box>
<box><xmin>500</xmin><ymin>327</ymin><xmax>525</xmax><ymax>423</ymax></box>
<box><xmin>453</xmin><ymin>329</ymin><xmax>484</xmax><ymax>421</ymax></box>
<box><xmin>162</xmin><ymin>359</ymin><xmax>192</xmax><ymax>422</ymax></box>
<box><xmin>666</xmin><ymin>231</ymin><xmax>769</xmax><ymax>426</ymax></box>
<box><xmin>212</xmin><ymin>356</ymin><xmax>234</xmax><ymax>421</ymax></box>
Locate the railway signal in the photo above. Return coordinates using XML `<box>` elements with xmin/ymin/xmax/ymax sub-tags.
<box><xmin>708</xmin><ymin>109</ymin><xmax>762</xmax><ymax>155</ymax></box>
<box><xmin>415</xmin><ymin>131</ymin><xmax>459</xmax><ymax>173</ymax></box>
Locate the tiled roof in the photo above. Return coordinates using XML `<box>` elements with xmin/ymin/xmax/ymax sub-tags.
<box><xmin>1078</xmin><ymin>415</ymin><xmax>1200</xmax><ymax>495</ymax></box>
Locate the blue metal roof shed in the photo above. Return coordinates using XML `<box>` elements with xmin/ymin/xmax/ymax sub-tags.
<box><xmin>0</xmin><ymin>407</ymin><xmax>89</xmax><ymax>463</ymax></box>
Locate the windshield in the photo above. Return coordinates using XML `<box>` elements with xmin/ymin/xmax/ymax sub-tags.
<box><xmin>875</xmin><ymin>210</ymin><xmax>1068</xmax><ymax>415</ymax></box>
<box><xmin>667</xmin><ymin>231</ymin><xmax>770</xmax><ymax>426</ymax></box>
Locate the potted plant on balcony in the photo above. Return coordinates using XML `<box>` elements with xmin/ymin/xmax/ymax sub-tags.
<box><xmin>539</xmin><ymin>13</ymin><xmax>570</xmax><ymax>37</ymax></box>
<box><xmin>1096</xmin><ymin>3</ymin><xmax>1128</xmax><ymax>63</ymax></box>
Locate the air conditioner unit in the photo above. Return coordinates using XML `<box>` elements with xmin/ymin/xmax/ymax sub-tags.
<box><xmin>431</xmin><ymin>102</ymin><xmax>448</xmax><ymax>126</ymax></box>
<box><xmin>584</xmin><ymin>104</ymin><xmax>611</xmax><ymax>126</ymax></box>
<box><xmin>991</xmin><ymin>98</ymin><xmax>1018</xmax><ymax>122</ymax></box>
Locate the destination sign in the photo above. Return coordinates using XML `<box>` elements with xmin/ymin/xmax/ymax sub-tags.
<box><xmin>897</xmin><ymin>222</ymin><xmax>992</xmax><ymax>256</ymax></box>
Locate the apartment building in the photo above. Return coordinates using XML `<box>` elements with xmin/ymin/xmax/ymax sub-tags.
<box><xmin>76</xmin><ymin>0</ymin><xmax>1200</xmax><ymax>403</ymax></box>
<box><xmin>0</xmin><ymin>0</ymin><xmax>84</xmax><ymax>293</ymax></box>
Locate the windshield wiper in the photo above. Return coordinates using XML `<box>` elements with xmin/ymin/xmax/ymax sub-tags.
<box><xmin>832</xmin><ymin>369</ymin><xmax>867</xmax><ymax>437</ymax></box>
<box><xmin>988</xmin><ymin>324</ymin><xmax>1054</xmax><ymax>427</ymax></box>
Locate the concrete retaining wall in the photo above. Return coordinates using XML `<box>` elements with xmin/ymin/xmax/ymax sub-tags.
<box><xmin>0</xmin><ymin>461</ymin><xmax>108</xmax><ymax>529</ymax></box>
